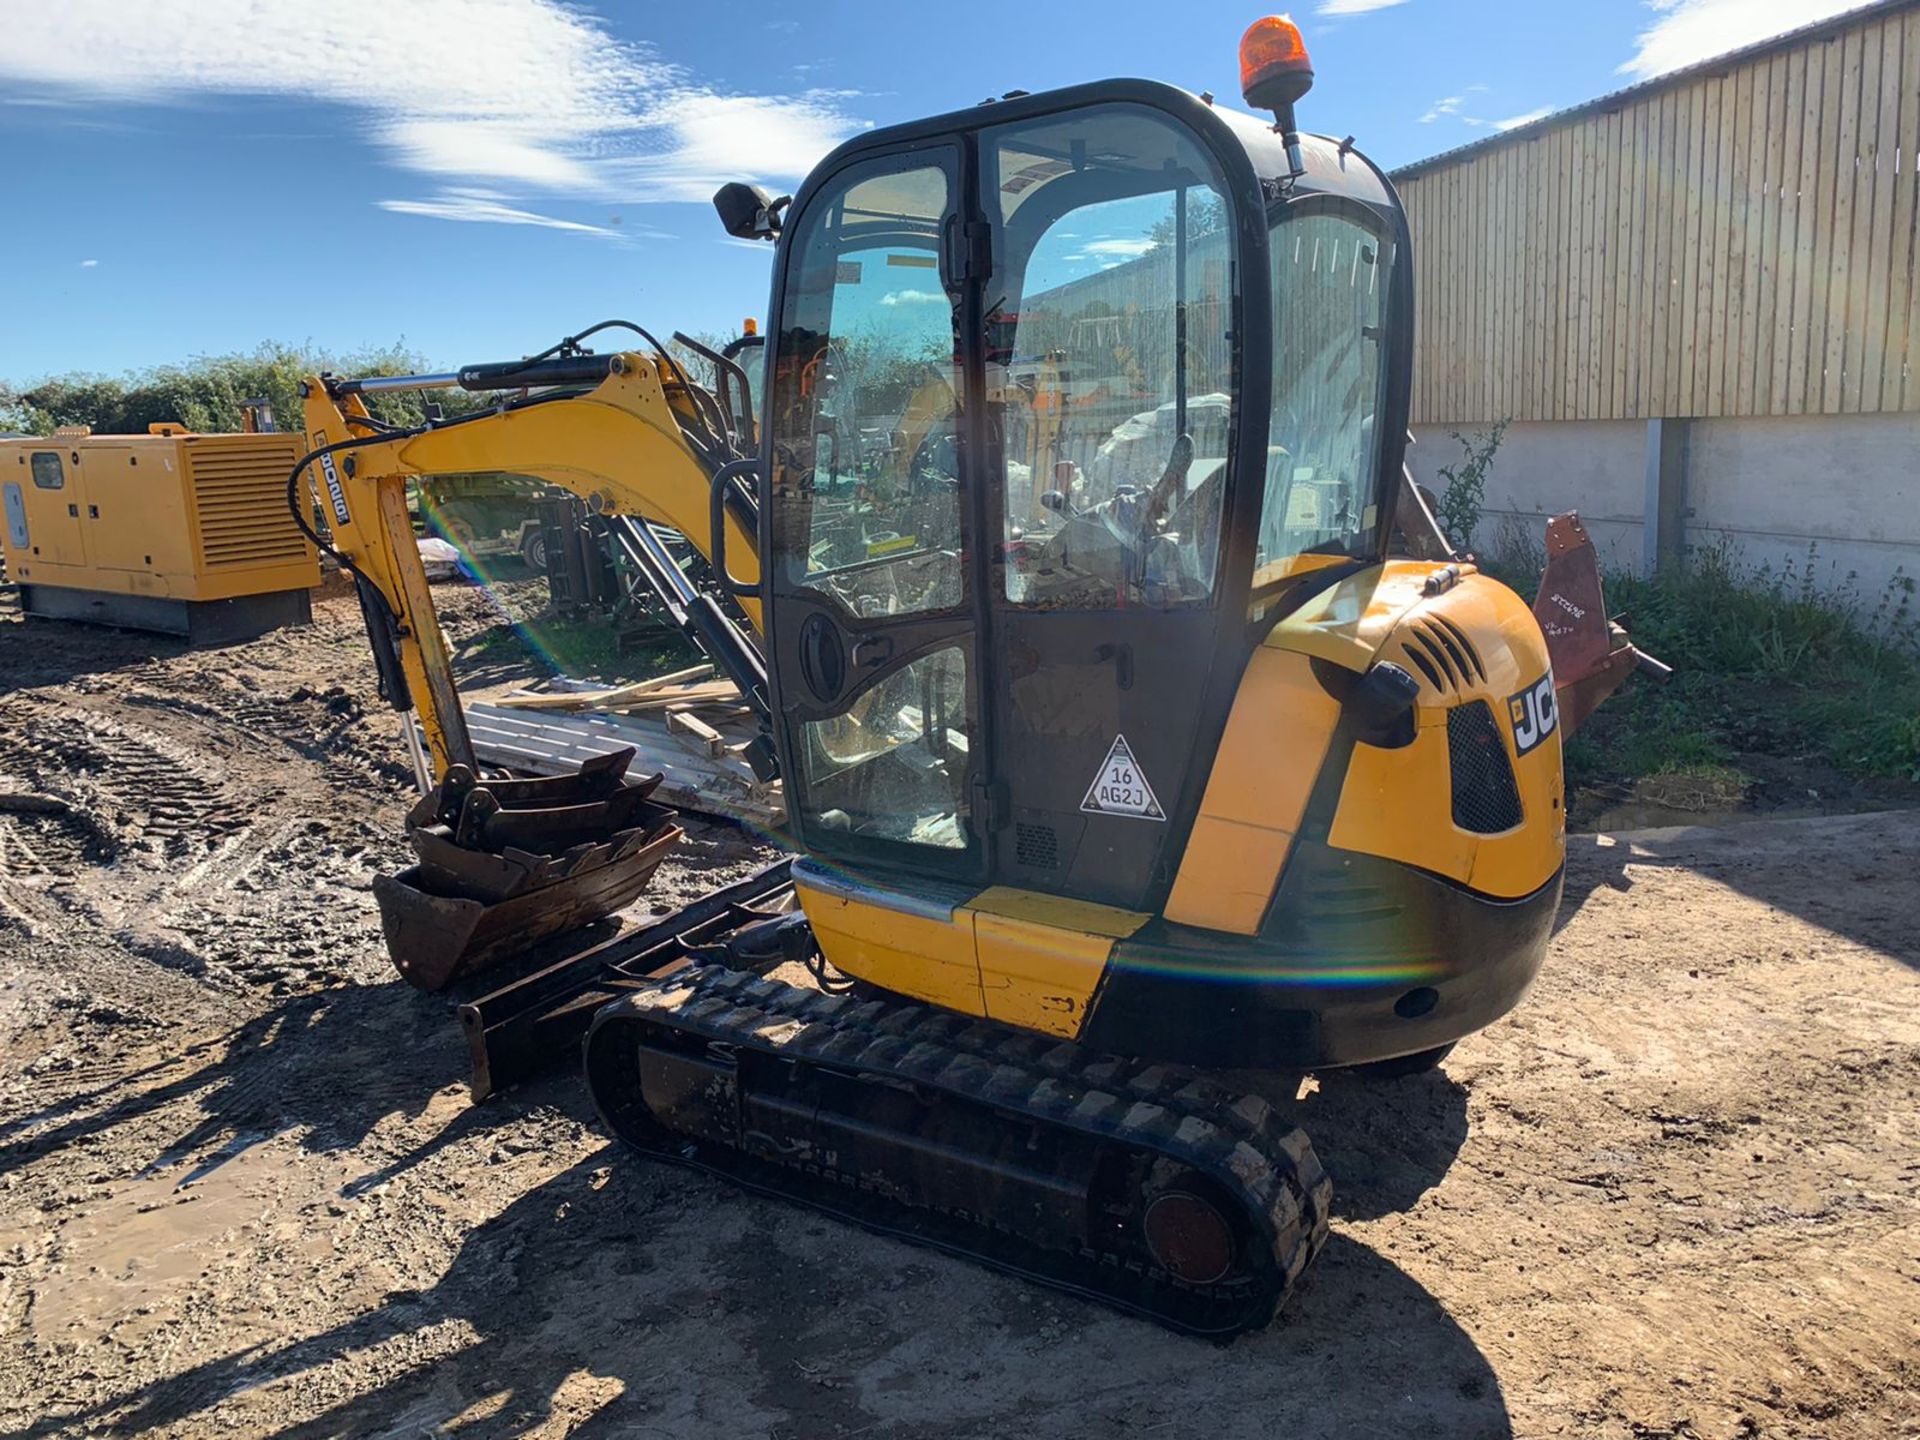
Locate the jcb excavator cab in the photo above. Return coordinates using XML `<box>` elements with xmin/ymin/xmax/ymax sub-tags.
<box><xmin>754</xmin><ymin>83</ymin><xmax>1415</xmax><ymax>890</ymax></box>
<box><xmin>731</xmin><ymin>43</ymin><xmax>1585</xmax><ymax>1075</ymax></box>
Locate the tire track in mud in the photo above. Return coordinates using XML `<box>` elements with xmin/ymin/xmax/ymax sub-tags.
<box><xmin>0</xmin><ymin>689</ymin><xmax>405</xmax><ymax>992</ymax></box>
<box><xmin>0</xmin><ymin>702</ymin><xmax>242</xmax><ymax>859</ymax></box>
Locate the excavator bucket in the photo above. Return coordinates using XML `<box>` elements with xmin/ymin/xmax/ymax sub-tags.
<box><xmin>373</xmin><ymin>748</ymin><xmax>683</xmax><ymax>991</ymax></box>
<box><xmin>1533</xmin><ymin>513</ymin><xmax>1670</xmax><ymax>738</ymax></box>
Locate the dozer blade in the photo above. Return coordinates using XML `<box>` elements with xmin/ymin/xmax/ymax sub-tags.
<box><xmin>376</xmin><ymin>749</ymin><xmax>683</xmax><ymax>991</ymax></box>
<box><xmin>584</xmin><ymin>965</ymin><xmax>1332</xmax><ymax>1337</ymax></box>
<box><xmin>1533</xmin><ymin>512</ymin><xmax>1670</xmax><ymax>737</ymax></box>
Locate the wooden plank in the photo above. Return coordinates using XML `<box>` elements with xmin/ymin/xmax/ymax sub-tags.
<box><xmin>1437</xmin><ymin>167</ymin><xmax>1453</xmax><ymax>421</ymax></box>
<box><xmin>1594</xmin><ymin>109</ymin><xmax>1621</xmax><ymax>418</ymax></box>
<box><xmin>496</xmin><ymin>664</ymin><xmax>720</xmax><ymax>711</ymax></box>
<box><xmin>1805</xmin><ymin>32</ymin><xmax>1846</xmax><ymax>412</ymax></box>
<box><xmin>1412</xmin><ymin>171</ymin><xmax>1427</xmax><ymax>423</ymax></box>
<box><xmin>666</xmin><ymin>709</ymin><xmax>726</xmax><ymax>758</ymax></box>
<box><xmin>1528</xmin><ymin>135</ymin><xmax>1547</xmax><ymax>420</ymax></box>
<box><xmin>1489</xmin><ymin>145</ymin><xmax>1503</xmax><ymax>420</ymax></box>
<box><xmin>1582</xmin><ymin>114</ymin><xmax>1597</xmax><ymax>420</ymax></box>
<box><xmin>1822</xmin><ymin>26</ymin><xmax>1867</xmax><ymax>412</ymax></box>
<box><xmin>1769</xmin><ymin>49</ymin><xmax>1806</xmax><ymax>411</ymax></box>
<box><xmin>1490</xmin><ymin>143</ymin><xmax>1510</xmax><ymax>423</ymax></box>
<box><xmin>1442</xmin><ymin>164</ymin><xmax>1456</xmax><ymax>422</ymax></box>
<box><xmin>1475</xmin><ymin>152</ymin><xmax>1490</xmax><ymax>421</ymax></box>
<box><xmin>1621</xmin><ymin>98</ymin><xmax>1649</xmax><ymax>418</ymax></box>
<box><xmin>1703</xmin><ymin>73</ymin><xmax>1737</xmax><ymax>417</ymax></box>
<box><xmin>1891</xmin><ymin>11</ymin><xmax>1920</xmax><ymax>410</ymax></box>
<box><xmin>1857</xmin><ymin>17</ymin><xmax>1904</xmax><ymax>409</ymax></box>
<box><xmin>1739</xmin><ymin>54</ymin><xmax>1782</xmax><ymax>416</ymax></box>
<box><xmin>1647</xmin><ymin>89</ymin><xmax>1676</xmax><ymax>414</ymax></box>
<box><xmin>1675</xmin><ymin>78</ymin><xmax>1707</xmax><ymax>417</ymax></box>
<box><xmin>1687</xmin><ymin>75</ymin><xmax>1721</xmax><ymax>416</ymax></box>
<box><xmin>1719</xmin><ymin>64</ymin><xmax>1755</xmax><ymax>415</ymax></box>
<box><xmin>1557</xmin><ymin>125</ymin><xmax>1578</xmax><ymax>421</ymax></box>
<box><xmin>1784</xmin><ymin>42</ymin><xmax>1826</xmax><ymax>413</ymax></box>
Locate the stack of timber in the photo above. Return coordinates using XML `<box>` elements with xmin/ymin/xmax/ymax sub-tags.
<box><xmin>462</xmin><ymin>664</ymin><xmax>783</xmax><ymax>827</ymax></box>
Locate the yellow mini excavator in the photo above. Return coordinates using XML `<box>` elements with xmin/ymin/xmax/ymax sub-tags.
<box><xmin>293</xmin><ymin>17</ymin><xmax>1659</xmax><ymax>1335</ymax></box>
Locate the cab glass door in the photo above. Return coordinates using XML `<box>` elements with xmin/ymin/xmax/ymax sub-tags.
<box><xmin>977</xmin><ymin>105</ymin><xmax>1241</xmax><ymax>906</ymax></box>
<box><xmin>765</xmin><ymin>146</ymin><xmax>983</xmax><ymax>875</ymax></box>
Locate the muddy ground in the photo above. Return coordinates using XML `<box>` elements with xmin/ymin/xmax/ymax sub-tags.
<box><xmin>0</xmin><ymin>582</ymin><xmax>1916</xmax><ymax>1439</ymax></box>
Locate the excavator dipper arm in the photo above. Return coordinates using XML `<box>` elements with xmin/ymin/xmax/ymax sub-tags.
<box><xmin>294</xmin><ymin>352</ymin><xmax>762</xmax><ymax>783</ymax></box>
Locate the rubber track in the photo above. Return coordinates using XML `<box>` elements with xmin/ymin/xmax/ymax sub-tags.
<box><xmin>587</xmin><ymin>964</ymin><xmax>1332</xmax><ymax>1337</ymax></box>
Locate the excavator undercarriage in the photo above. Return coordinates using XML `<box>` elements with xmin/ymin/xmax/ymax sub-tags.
<box><xmin>587</xmin><ymin>965</ymin><xmax>1330</xmax><ymax>1337</ymax></box>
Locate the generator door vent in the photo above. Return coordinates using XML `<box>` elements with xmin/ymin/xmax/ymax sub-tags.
<box><xmin>191</xmin><ymin>444</ymin><xmax>307</xmax><ymax>567</ymax></box>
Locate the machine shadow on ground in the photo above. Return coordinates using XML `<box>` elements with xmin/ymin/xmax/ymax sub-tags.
<box><xmin>0</xmin><ymin>613</ymin><xmax>194</xmax><ymax>691</ymax></box>
<box><xmin>7</xmin><ymin>955</ymin><xmax>1504</xmax><ymax>1437</ymax></box>
<box><xmin>29</xmin><ymin>1158</ymin><xmax>1511</xmax><ymax>1439</ymax></box>
<box><xmin>0</xmin><ymin>983</ymin><xmax>480</xmax><ymax>1186</ymax></box>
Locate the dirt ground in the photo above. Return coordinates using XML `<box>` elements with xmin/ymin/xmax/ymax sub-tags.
<box><xmin>1</xmin><ymin>583</ymin><xmax>1916</xmax><ymax>1439</ymax></box>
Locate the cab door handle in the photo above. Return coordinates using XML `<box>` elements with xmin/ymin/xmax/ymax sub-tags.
<box><xmin>1094</xmin><ymin>641</ymin><xmax>1134</xmax><ymax>690</ymax></box>
<box><xmin>851</xmin><ymin>635</ymin><xmax>894</xmax><ymax>667</ymax></box>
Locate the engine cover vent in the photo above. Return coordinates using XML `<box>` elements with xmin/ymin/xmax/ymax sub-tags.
<box><xmin>1448</xmin><ymin>700</ymin><xmax>1523</xmax><ymax>834</ymax></box>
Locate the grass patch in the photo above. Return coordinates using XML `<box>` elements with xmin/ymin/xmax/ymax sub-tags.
<box><xmin>1518</xmin><ymin>539</ymin><xmax>1920</xmax><ymax>821</ymax></box>
<box><xmin>459</xmin><ymin>575</ymin><xmax>701</xmax><ymax>686</ymax></box>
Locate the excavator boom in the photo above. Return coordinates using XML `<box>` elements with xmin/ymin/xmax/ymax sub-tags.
<box><xmin>295</xmin><ymin>348</ymin><xmax>763</xmax><ymax>779</ymax></box>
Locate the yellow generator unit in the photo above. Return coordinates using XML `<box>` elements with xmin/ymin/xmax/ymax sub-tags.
<box><xmin>1</xmin><ymin>427</ymin><xmax>320</xmax><ymax>643</ymax></box>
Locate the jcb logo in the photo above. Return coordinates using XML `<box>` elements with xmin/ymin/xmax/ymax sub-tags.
<box><xmin>1508</xmin><ymin>673</ymin><xmax>1557</xmax><ymax>757</ymax></box>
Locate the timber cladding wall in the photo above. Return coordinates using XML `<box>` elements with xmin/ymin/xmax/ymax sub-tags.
<box><xmin>1393</xmin><ymin>0</ymin><xmax>1920</xmax><ymax>426</ymax></box>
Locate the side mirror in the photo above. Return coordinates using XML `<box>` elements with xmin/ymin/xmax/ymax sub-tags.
<box><xmin>714</xmin><ymin>182</ymin><xmax>788</xmax><ymax>242</ymax></box>
<box><xmin>1040</xmin><ymin>490</ymin><xmax>1069</xmax><ymax>514</ymax></box>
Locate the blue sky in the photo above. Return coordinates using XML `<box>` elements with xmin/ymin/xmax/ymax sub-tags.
<box><xmin>0</xmin><ymin>0</ymin><xmax>1864</xmax><ymax>383</ymax></box>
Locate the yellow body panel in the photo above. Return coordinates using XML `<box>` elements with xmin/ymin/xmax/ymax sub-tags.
<box><xmin>970</xmin><ymin>887</ymin><xmax>1151</xmax><ymax>1038</ymax></box>
<box><xmin>1265</xmin><ymin>559</ymin><xmax>1461</xmax><ymax>672</ymax></box>
<box><xmin>795</xmin><ymin>870</ymin><xmax>1151</xmax><ymax>1040</ymax></box>
<box><xmin>794</xmin><ymin>870</ymin><xmax>986</xmax><ymax>1016</ymax></box>
<box><xmin>802</xmin><ymin>564</ymin><xmax>1563</xmax><ymax>1032</ymax></box>
<box><xmin>1325</xmin><ymin>572</ymin><xmax>1565</xmax><ymax>899</ymax></box>
<box><xmin>2</xmin><ymin>434</ymin><xmax>319</xmax><ymax>602</ymax></box>
<box><xmin>1164</xmin><ymin>647</ymin><xmax>1344</xmax><ymax>934</ymax></box>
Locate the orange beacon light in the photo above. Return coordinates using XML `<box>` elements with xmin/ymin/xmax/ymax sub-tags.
<box><xmin>1239</xmin><ymin>15</ymin><xmax>1314</xmax><ymax>177</ymax></box>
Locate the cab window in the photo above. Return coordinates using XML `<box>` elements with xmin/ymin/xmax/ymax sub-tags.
<box><xmin>982</xmin><ymin>106</ymin><xmax>1235</xmax><ymax>610</ymax></box>
<box><xmin>1254</xmin><ymin>205</ymin><xmax>1394</xmax><ymax>608</ymax></box>
<box><xmin>768</xmin><ymin>153</ymin><xmax>966</xmax><ymax>619</ymax></box>
<box><xmin>30</xmin><ymin>453</ymin><xmax>63</xmax><ymax>489</ymax></box>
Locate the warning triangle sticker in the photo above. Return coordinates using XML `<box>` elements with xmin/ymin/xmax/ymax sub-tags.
<box><xmin>1080</xmin><ymin>734</ymin><xmax>1166</xmax><ymax>822</ymax></box>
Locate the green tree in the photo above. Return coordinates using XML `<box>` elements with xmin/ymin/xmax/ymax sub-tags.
<box><xmin>0</xmin><ymin>341</ymin><xmax>499</xmax><ymax>438</ymax></box>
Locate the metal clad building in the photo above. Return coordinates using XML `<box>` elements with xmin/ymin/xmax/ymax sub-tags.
<box><xmin>1392</xmin><ymin>0</ymin><xmax>1920</xmax><ymax>592</ymax></box>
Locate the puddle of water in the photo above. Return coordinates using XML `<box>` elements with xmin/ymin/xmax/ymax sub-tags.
<box><xmin>29</xmin><ymin>1141</ymin><xmax>363</xmax><ymax>1341</ymax></box>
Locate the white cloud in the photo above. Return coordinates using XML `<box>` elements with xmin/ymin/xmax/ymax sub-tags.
<box><xmin>377</xmin><ymin>190</ymin><xmax>624</xmax><ymax>238</ymax></box>
<box><xmin>879</xmin><ymin>290</ymin><xmax>947</xmax><ymax>307</ymax></box>
<box><xmin>1619</xmin><ymin>0</ymin><xmax>1863</xmax><ymax>80</ymax></box>
<box><xmin>0</xmin><ymin>0</ymin><xmax>868</xmax><ymax>226</ymax></box>
<box><xmin>1080</xmin><ymin>238</ymin><xmax>1159</xmax><ymax>259</ymax></box>
<box><xmin>603</xmin><ymin>91</ymin><xmax>873</xmax><ymax>204</ymax></box>
<box><xmin>79</xmin><ymin>259</ymin><xmax>99</xmax><ymax>267</ymax></box>
<box><xmin>1317</xmin><ymin>0</ymin><xmax>1409</xmax><ymax>13</ymax></box>
<box><xmin>1494</xmin><ymin>106</ymin><xmax>1554</xmax><ymax>131</ymax></box>
<box><xmin>1420</xmin><ymin>95</ymin><xmax>1466</xmax><ymax>123</ymax></box>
